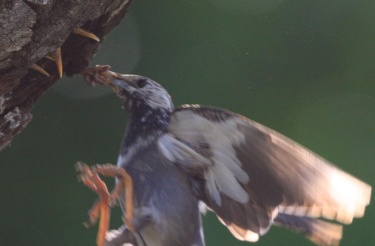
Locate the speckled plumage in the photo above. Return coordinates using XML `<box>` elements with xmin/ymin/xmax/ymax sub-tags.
<box><xmin>82</xmin><ymin>66</ymin><xmax>371</xmax><ymax>246</ymax></box>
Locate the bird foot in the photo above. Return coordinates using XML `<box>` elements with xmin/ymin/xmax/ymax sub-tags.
<box><xmin>76</xmin><ymin>162</ymin><xmax>135</xmax><ymax>246</ymax></box>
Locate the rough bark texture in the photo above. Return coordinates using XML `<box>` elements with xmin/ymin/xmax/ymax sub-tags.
<box><xmin>0</xmin><ymin>0</ymin><xmax>133</xmax><ymax>150</ymax></box>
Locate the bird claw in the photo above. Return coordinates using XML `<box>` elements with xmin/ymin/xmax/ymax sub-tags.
<box><xmin>76</xmin><ymin>162</ymin><xmax>135</xmax><ymax>246</ymax></box>
<box><xmin>91</xmin><ymin>163</ymin><xmax>135</xmax><ymax>232</ymax></box>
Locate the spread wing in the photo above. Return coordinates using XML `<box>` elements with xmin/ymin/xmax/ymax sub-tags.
<box><xmin>157</xmin><ymin>105</ymin><xmax>371</xmax><ymax>243</ymax></box>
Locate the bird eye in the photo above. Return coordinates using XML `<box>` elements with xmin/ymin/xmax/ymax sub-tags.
<box><xmin>137</xmin><ymin>79</ymin><xmax>148</xmax><ymax>88</ymax></box>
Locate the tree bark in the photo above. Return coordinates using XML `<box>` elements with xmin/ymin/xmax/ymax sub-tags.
<box><xmin>0</xmin><ymin>0</ymin><xmax>133</xmax><ymax>150</ymax></box>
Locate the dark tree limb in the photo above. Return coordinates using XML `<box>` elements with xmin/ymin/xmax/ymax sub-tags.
<box><xmin>0</xmin><ymin>0</ymin><xmax>133</xmax><ymax>150</ymax></box>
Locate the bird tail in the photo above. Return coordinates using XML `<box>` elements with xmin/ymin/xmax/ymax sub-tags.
<box><xmin>274</xmin><ymin>213</ymin><xmax>343</xmax><ymax>246</ymax></box>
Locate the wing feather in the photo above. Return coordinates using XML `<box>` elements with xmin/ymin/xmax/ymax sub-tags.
<box><xmin>158</xmin><ymin>105</ymin><xmax>371</xmax><ymax>243</ymax></box>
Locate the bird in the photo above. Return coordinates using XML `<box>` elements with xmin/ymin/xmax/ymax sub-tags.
<box><xmin>29</xmin><ymin>28</ymin><xmax>99</xmax><ymax>78</ymax></box>
<box><xmin>78</xmin><ymin>65</ymin><xmax>371</xmax><ymax>246</ymax></box>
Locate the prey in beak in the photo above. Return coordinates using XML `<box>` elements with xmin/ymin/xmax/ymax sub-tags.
<box><xmin>82</xmin><ymin>65</ymin><xmax>136</xmax><ymax>99</ymax></box>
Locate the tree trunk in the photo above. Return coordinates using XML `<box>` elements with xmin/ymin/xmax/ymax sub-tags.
<box><xmin>0</xmin><ymin>0</ymin><xmax>133</xmax><ymax>150</ymax></box>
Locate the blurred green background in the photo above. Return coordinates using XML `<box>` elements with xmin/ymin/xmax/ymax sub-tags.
<box><xmin>1</xmin><ymin>0</ymin><xmax>374</xmax><ymax>245</ymax></box>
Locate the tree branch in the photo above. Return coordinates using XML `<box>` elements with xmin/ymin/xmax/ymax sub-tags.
<box><xmin>0</xmin><ymin>0</ymin><xmax>133</xmax><ymax>150</ymax></box>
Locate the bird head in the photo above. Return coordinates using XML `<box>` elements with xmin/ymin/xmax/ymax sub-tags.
<box><xmin>82</xmin><ymin>65</ymin><xmax>173</xmax><ymax>113</ymax></box>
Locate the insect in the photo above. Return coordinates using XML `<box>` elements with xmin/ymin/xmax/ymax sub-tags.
<box><xmin>77</xmin><ymin>65</ymin><xmax>371</xmax><ymax>246</ymax></box>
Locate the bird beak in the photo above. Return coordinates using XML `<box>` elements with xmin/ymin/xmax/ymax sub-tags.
<box><xmin>82</xmin><ymin>65</ymin><xmax>136</xmax><ymax>95</ymax></box>
<box><xmin>111</xmin><ymin>75</ymin><xmax>138</xmax><ymax>93</ymax></box>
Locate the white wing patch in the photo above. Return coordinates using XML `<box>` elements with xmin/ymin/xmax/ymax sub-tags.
<box><xmin>158</xmin><ymin>133</ymin><xmax>211</xmax><ymax>166</ymax></box>
<box><xmin>159</xmin><ymin>110</ymin><xmax>250</xmax><ymax>206</ymax></box>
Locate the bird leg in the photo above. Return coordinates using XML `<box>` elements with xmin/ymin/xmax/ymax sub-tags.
<box><xmin>76</xmin><ymin>162</ymin><xmax>135</xmax><ymax>246</ymax></box>
<box><xmin>94</xmin><ymin>164</ymin><xmax>135</xmax><ymax>232</ymax></box>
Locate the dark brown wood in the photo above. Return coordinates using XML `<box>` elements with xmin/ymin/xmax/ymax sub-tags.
<box><xmin>0</xmin><ymin>0</ymin><xmax>133</xmax><ymax>150</ymax></box>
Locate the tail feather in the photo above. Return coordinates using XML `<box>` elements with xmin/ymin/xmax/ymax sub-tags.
<box><xmin>274</xmin><ymin>213</ymin><xmax>343</xmax><ymax>246</ymax></box>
